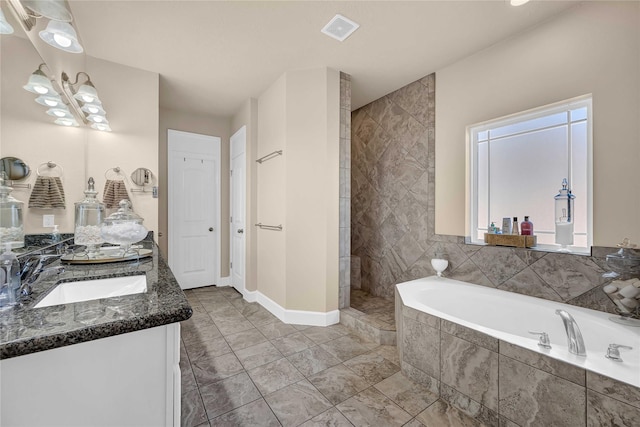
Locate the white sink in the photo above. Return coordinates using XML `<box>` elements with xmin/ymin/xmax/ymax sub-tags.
<box><xmin>35</xmin><ymin>275</ymin><xmax>147</xmax><ymax>308</ymax></box>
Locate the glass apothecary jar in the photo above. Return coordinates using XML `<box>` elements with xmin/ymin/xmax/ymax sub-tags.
<box><xmin>100</xmin><ymin>200</ymin><xmax>148</xmax><ymax>256</ymax></box>
<box><xmin>74</xmin><ymin>177</ymin><xmax>106</xmax><ymax>256</ymax></box>
<box><xmin>0</xmin><ymin>173</ymin><xmax>24</xmax><ymax>249</ymax></box>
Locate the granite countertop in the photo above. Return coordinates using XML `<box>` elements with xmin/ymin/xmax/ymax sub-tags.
<box><xmin>0</xmin><ymin>239</ymin><xmax>193</xmax><ymax>359</ymax></box>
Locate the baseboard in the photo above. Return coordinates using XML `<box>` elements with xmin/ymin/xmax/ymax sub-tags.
<box><xmin>255</xmin><ymin>291</ymin><xmax>339</xmax><ymax>326</ymax></box>
<box><xmin>243</xmin><ymin>289</ymin><xmax>258</xmax><ymax>303</ymax></box>
<box><xmin>216</xmin><ymin>276</ymin><xmax>231</xmax><ymax>287</ymax></box>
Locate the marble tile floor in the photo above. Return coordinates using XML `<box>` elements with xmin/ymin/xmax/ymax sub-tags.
<box><xmin>350</xmin><ymin>288</ymin><xmax>396</xmax><ymax>331</ymax></box>
<box><xmin>181</xmin><ymin>286</ymin><xmax>482</xmax><ymax>426</ymax></box>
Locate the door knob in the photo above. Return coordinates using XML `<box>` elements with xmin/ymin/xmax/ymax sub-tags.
<box><xmin>209</xmin><ymin>227</ymin><xmax>214</xmax><ymax>232</ymax></box>
<box><xmin>238</xmin><ymin>229</ymin><xmax>244</xmax><ymax>234</ymax></box>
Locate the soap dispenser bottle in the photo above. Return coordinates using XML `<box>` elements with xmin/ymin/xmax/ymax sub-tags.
<box><xmin>554</xmin><ymin>178</ymin><xmax>575</xmax><ymax>249</ymax></box>
<box><xmin>521</xmin><ymin>216</ymin><xmax>534</xmax><ymax>235</ymax></box>
<box><xmin>0</xmin><ymin>243</ymin><xmax>21</xmax><ymax>310</ymax></box>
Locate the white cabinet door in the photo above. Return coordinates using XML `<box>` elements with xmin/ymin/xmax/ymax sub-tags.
<box><xmin>230</xmin><ymin>126</ymin><xmax>246</xmax><ymax>295</ymax></box>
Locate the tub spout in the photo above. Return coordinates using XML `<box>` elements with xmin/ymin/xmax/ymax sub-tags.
<box><xmin>555</xmin><ymin>309</ymin><xmax>586</xmax><ymax>356</ymax></box>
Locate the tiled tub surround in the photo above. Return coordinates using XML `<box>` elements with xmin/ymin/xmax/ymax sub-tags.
<box><xmin>351</xmin><ymin>71</ymin><xmax>623</xmax><ymax>317</ymax></box>
<box><xmin>396</xmin><ymin>277</ymin><xmax>640</xmax><ymax>426</ymax></box>
<box><xmin>0</xmin><ymin>237</ymin><xmax>192</xmax><ymax>359</ymax></box>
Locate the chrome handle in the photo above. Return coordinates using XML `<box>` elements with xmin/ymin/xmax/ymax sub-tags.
<box><xmin>237</xmin><ymin>229</ymin><xmax>244</xmax><ymax>234</ymax></box>
<box><xmin>529</xmin><ymin>331</ymin><xmax>552</xmax><ymax>349</ymax></box>
<box><xmin>209</xmin><ymin>227</ymin><xmax>214</xmax><ymax>232</ymax></box>
<box><xmin>606</xmin><ymin>344</ymin><xmax>633</xmax><ymax>362</ymax></box>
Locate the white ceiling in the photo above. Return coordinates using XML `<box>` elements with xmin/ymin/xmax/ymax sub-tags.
<box><xmin>68</xmin><ymin>1</ymin><xmax>578</xmax><ymax>118</ymax></box>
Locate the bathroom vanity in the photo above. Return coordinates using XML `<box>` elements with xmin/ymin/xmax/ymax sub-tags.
<box><xmin>0</xmin><ymin>238</ymin><xmax>192</xmax><ymax>426</ymax></box>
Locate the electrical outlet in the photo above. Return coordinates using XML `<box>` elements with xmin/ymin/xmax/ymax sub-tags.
<box><xmin>43</xmin><ymin>215</ymin><xmax>55</xmax><ymax>227</ymax></box>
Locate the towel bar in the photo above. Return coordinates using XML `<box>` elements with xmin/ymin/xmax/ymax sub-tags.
<box><xmin>255</xmin><ymin>223</ymin><xmax>283</xmax><ymax>231</ymax></box>
<box><xmin>256</xmin><ymin>150</ymin><xmax>283</xmax><ymax>164</ymax></box>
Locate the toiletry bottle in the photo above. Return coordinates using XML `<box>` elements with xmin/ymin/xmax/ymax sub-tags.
<box><xmin>502</xmin><ymin>218</ymin><xmax>512</xmax><ymax>235</ymax></box>
<box><xmin>521</xmin><ymin>216</ymin><xmax>534</xmax><ymax>235</ymax></box>
<box><xmin>0</xmin><ymin>243</ymin><xmax>20</xmax><ymax>308</ymax></box>
<box><xmin>51</xmin><ymin>225</ymin><xmax>62</xmax><ymax>243</ymax></box>
<box><xmin>489</xmin><ymin>222</ymin><xmax>496</xmax><ymax>234</ymax></box>
<box><xmin>512</xmin><ymin>217</ymin><xmax>519</xmax><ymax>235</ymax></box>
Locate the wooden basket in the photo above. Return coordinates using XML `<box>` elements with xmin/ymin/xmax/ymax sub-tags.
<box><xmin>484</xmin><ymin>233</ymin><xmax>537</xmax><ymax>248</ymax></box>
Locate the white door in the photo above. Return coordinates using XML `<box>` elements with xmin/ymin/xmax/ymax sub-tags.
<box><xmin>230</xmin><ymin>126</ymin><xmax>246</xmax><ymax>295</ymax></box>
<box><xmin>168</xmin><ymin>129</ymin><xmax>220</xmax><ymax>289</ymax></box>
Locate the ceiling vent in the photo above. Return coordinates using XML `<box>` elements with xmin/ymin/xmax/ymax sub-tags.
<box><xmin>321</xmin><ymin>14</ymin><xmax>359</xmax><ymax>42</ymax></box>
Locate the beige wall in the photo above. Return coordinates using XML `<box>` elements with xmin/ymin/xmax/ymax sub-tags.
<box><xmin>231</xmin><ymin>98</ymin><xmax>259</xmax><ymax>292</ymax></box>
<box><xmin>257</xmin><ymin>75</ymin><xmax>287</xmax><ymax>306</ymax></box>
<box><xmin>435</xmin><ymin>1</ymin><xmax>640</xmax><ymax>247</ymax></box>
<box><xmin>285</xmin><ymin>68</ymin><xmax>339</xmax><ymax>312</ymax></box>
<box><xmin>1</xmin><ymin>36</ymin><xmax>159</xmax><ymax>238</ymax></box>
<box><xmin>158</xmin><ymin>107</ymin><xmax>230</xmax><ymax>273</ymax></box>
<box><xmin>256</xmin><ymin>67</ymin><xmax>340</xmax><ymax>313</ymax></box>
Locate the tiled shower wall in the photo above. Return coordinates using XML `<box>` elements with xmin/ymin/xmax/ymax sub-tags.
<box><xmin>351</xmin><ymin>73</ymin><xmax>620</xmax><ymax>315</ymax></box>
<box><xmin>338</xmin><ymin>72</ymin><xmax>351</xmax><ymax>309</ymax></box>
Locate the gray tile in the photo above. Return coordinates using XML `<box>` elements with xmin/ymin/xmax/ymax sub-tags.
<box><xmin>181</xmin><ymin>388</ymin><xmax>207</xmax><ymax>427</ymax></box>
<box><xmin>439</xmin><ymin>383</ymin><xmax>498</xmax><ymax>427</ymax></box>
<box><xmin>184</xmin><ymin>335</ymin><xmax>233</xmax><ymax>361</ymax></box>
<box><xmin>287</xmin><ymin>346</ymin><xmax>342</xmax><ymax>377</ymax></box>
<box><xmin>500</xmin><ymin>341</ymin><xmax>585</xmax><ymax>386</ymax></box>
<box><xmin>371</xmin><ymin>345</ymin><xmax>400</xmax><ymax>366</ymax></box>
<box><xmin>308</xmin><ymin>364</ymin><xmax>371</xmax><ymax>405</ymax></box>
<box><xmin>209</xmin><ymin>398</ymin><xmax>280</xmax><ymax>427</ymax></box>
<box><xmin>299</xmin><ymin>407</ymin><xmax>353</xmax><ymax>427</ymax></box>
<box><xmin>415</xmin><ymin>400</ymin><xmax>484</xmax><ymax>427</ymax></box>
<box><xmin>587</xmin><ymin>389</ymin><xmax>640</xmax><ymax>427</ymax></box>
<box><xmin>235</xmin><ymin>341</ymin><xmax>283</xmax><ymax>370</ymax></box>
<box><xmin>402</xmin><ymin>305</ymin><xmax>439</xmax><ymax>330</ymax></box>
<box><xmin>214</xmin><ymin>317</ymin><xmax>256</xmax><ymax>336</ymax></box>
<box><xmin>498</xmin><ymin>267</ymin><xmax>562</xmax><ymax>302</ymax></box>
<box><xmin>257</xmin><ymin>320</ymin><xmax>298</xmax><ymax>339</ymax></box>
<box><xmin>191</xmin><ymin>352</ymin><xmax>245</xmax><ymax>388</ymax></box>
<box><xmin>403</xmin><ymin>419</ymin><xmax>426</xmax><ymax>427</ymax></box>
<box><xmin>499</xmin><ymin>354</ymin><xmax>585</xmax><ymax>426</ymax></box>
<box><xmin>337</xmin><ymin>387</ymin><xmax>412</xmax><ymax>427</ymax></box>
<box><xmin>182</xmin><ymin>321</ymin><xmax>222</xmax><ymax>345</ymax></box>
<box><xmin>303</xmin><ymin>326</ymin><xmax>347</xmax><ymax>345</ymax></box>
<box><xmin>265</xmin><ymin>379</ymin><xmax>334</xmax><ymax>426</ymax></box>
<box><xmin>402</xmin><ymin>317</ymin><xmax>439</xmax><ymax>379</ymax></box>
<box><xmin>469</xmin><ymin>247</ymin><xmax>527</xmax><ymax>286</ymax></box>
<box><xmin>200</xmin><ymin>372</ymin><xmax>261</xmax><ymax>419</ymax></box>
<box><xmin>181</xmin><ymin>361</ymin><xmax>198</xmax><ymax>393</ymax></box>
<box><xmin>248</xmin><ymin>357</ymin><xmax>305</xmax><ymax>395</ymax></box>
<box><xmin>343</xmin><ymin>352</ymin><xmax>400</xmax><ymax>384</ymax></box>
<box><xmin>270</xmin><ymin>331</ymin><xmax>315</xmax><ymax>357</ymax></box>
<box><xmin>441</xmin><ymin>320</ymin><xmax>498</xmax><ymax>352</ymax></box>
<box><xmin>530</xmin><ymin>253</ymin><xmax>607</xmax><ymax>300</ymax></box>
<box><xmin>320</xmin><ymin>335</ymin><xmax>370</xmax><ymax>362</ymax></box>
<box><xmin>374</xmin><ymin>372</ymin><xmax>439</xmax><ymax>416</ymax></box>
<box><xmin>586</xmin><ymin>371</ymin><xmax>640</xmax><ymax>409</ymax></box>
<box><xmin>440</xmin><ymin>332</ymin><xmax>499</xmax><ymax>411</ymax></box>
<box><xmin>224</xmin><ymin>328</ymin><xmax>267</xmax><ymax>352</ymax></box>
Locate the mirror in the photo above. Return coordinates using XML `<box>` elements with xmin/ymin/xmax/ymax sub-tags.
<box><xmin>0</xmin><ymin>157</ymin><xmax>31</xmax><ymax>181</ymax></box>
<box><xmin>131</xmin><ymin>168</ymin><xmax>152</xmax><ymax>187</ymax></box>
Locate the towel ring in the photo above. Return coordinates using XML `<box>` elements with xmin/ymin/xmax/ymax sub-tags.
<box><xmin>105</xmin><ymin>166</ymin><xmax>127</xmax><ymax>181</ymax></box>
<box><xmin>36</xmin><ymin>161</ymin><xmax>64</xmax><ymax>177</ymax></box>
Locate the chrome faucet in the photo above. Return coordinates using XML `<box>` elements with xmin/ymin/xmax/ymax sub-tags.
<box><xmin>555</xmin><ymin>309</ymin><xmax>586</xmax><ymax>356</ymax></box>
<box><xmin>19</xmin><ymin>254</ymin><xmax>65</xmax><ymax>296</ymax></box>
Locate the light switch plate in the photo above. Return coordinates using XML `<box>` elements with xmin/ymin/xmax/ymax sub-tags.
<box><xmin>43</xmin><ymin>215</ymin><xmax>55</xmax><ymax>227</ymax></box>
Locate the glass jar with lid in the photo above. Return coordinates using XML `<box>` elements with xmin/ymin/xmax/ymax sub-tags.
<box><xmin>0</xmin><ymin>172</ymin><xmax>24</xmax><ymax>249</ymax></box>
<box><xmin>100</xmin><ymin>200</ymin><xmax>148</xmax><ymax>256</ymax></box>
<box><xmin>74</xmin><ymin>177</ymin><xmax>106</xmax><ymax>256</ymax></box>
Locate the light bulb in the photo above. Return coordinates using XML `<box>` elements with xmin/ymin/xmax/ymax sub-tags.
<box><xmin>53</xmin><ymin>32</ymin><xmax>72</xmax><ymax>48</ymax></box>
<box><xmin>34</xmin><ymin>85</ymin><xmax>49</xmax><ymax>94</ymax></box>
<box><xmin>45</xmin><ymin>99</ymin><xmax>58</xmax><ymax>106</ymax></box>
<box><xmin>87</xmin><ymin>105</ymin><xmax>99</xmax><ymax>114</ymax></box>
<box><xmin>53</xmin><ymin>110</ymin><xmax>66</xmax><ymax>117</ymax></box>
<box><xmin>81</xmin><ymin>94</ymin><xmax>95</xmax><ymax>103</ymax></box>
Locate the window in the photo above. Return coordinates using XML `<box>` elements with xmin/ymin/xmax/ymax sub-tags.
<box><xmin>468</xmin><ymin>95</ymin><xmax>592</xmax><ymax>253</ymax></box>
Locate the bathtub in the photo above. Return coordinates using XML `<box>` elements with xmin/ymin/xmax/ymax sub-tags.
<box><xmin>396</xmin><ymin>276</ymin><xmax>640</xmax><ymax>389</ymax></box>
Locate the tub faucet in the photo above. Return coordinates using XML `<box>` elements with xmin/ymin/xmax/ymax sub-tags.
<box><xmin>555</xmin><ymin>309</ymin><xmax>586</xmax><ymax>356</ymax></box>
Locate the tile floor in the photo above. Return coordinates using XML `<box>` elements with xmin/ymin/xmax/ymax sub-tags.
<box><xmin>180</xmin><ymin>286</ymin><xmax>482</xmax><ymax>427</ymax></box>
<box><xmin>350</xmin><ymin>289</ymin><xmax>396</xmax><ymax>331</ymax></box>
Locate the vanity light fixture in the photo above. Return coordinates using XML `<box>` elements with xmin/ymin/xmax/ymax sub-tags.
<box><xmin>35</xmin><ymin>93</ymin><xmax>64</xmax><ymax>108</ymax></box>
<box><xmin>0</xmin><ymin>9</ymin><xmax>15</xmax><ymax>34</ymax></box>
<box><xmin>39</xmin><ymin>19</ymin><xmax>83</xmax><ymax>53</ymax></box>
<box><xmin>61</xmin><ymin>71</ymin><xmax>111</xmax><ymax>131</ymax></box>
<box><xmin>22</xmin><ymin>0</ymin><xmax>73</xmax><ymax>22</ymax></box>
<box><xmin>23</xmin><ymin>63</ymin><xmax>56</xmax><ymax>95</ymax></box>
